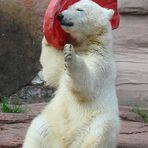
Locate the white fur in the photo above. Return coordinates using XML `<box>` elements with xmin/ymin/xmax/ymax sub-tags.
<box><xmin>23</xmin><ymin>1</ymin><xmax>120</xmax><ymax>148</ymax></box>
<box><xmin>40</xmin><ymin>37</ymin><xmax>64</xmax><ymax>87</ymax></box>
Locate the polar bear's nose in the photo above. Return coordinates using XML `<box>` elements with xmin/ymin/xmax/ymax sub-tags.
<box><xmin>57</xmin><ymin>13</ymin><xmax>64</xmax><ymax>21</ymax></box>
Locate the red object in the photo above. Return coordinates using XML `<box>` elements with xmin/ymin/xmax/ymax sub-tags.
<box><xmin>44</xmin><ymin>0</ymin><xmax>120</xmax><ymax>49</ymax></box>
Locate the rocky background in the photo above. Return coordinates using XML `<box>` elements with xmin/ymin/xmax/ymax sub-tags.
<box><xmin>0</xmin><ymin>0</ymin><xmax>148</xmax><ymax>107</ymax></box>
<box><xmin>0</xmin><ymin>0</ymin><xmax>49</xmax><ymax>98</ymax></box>
<box><xmin>115</xmin><ymin>0</ymin><xmax>148</xmax><ymax>107</ymax></box>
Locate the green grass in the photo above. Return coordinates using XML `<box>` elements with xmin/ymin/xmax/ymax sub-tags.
<box><xmin>131</xmin><ymin>107</ymin><xmax>148</xmax><ymax>123</ymax></box>
<box><xmin>0</xmin><ymin>97</ymin><xmax>23</xmax><ymax>113</ymax></box>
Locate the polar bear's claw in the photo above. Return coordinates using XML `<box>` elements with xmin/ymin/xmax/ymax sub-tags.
<box><xmin>64</xmin><ymin>44</ymin><xmax>74</xmax><ymax>56</ymax></box>
<box><xmin>64</xmin><ymin>44</ymin><xmax>75</xmax><ymax>70</ymax></box>
<box><xmin>64</xmin><ymin>44</ymin><xmax>73</xmax><ymax>51</ymax></box>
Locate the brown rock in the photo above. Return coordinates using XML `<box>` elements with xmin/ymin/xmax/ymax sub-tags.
<box><xmin>0</xmin><ymin>103</ymin><xmax>46</xmax><ymax>148</ymax></box>
<box><xmin>0</xmin><ymin>0</ymin><xmax>50</xmax><ymax>97</ymax></box>
<box><xmin>119</xmin><ymin>107</ymin><xmax>148</xmax><ymax>147</ymax></box>
<box><xmin>0</xmin><ymin>123</ymin><xmax>29</xmax><ymax>148</ymax></box>
<box><xmin>118</xmin><ymin>0</ymin><xmax>148</xmax><ymax>14</ymax></box>
<box><xmin>119</xmin><ymin>106</ymin><xmax>144</xmax><ymax>122</ymax></box>
<box><xmin>113</xmin><ymin>15</ymin><xmax>148</xmax><ymax>107</ymax></box>
<box><xmin>118</xmin><ymin>121</ymin><xmax>148</xmax><ymax>148</ymax></box>
<box><xmin>0</xmin><ymin>113</ymin><xmax>32</xmax><ymax>124</ymax></box>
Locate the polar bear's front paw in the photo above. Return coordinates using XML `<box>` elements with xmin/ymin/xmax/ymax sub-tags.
<box><xmin>64</xmin><ymin>44</ymin><xmax>76</xmax><ymax>71</ymax></box>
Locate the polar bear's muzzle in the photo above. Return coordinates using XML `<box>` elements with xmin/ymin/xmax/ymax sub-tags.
<box><xmin>60</xmin><ymin>20</ymin><xmax>74</xmax><ymax>27</ymax></box>
<box><xmin>57</xmin><ymin>13</ymin><xmax>74</xmax><ymax>27</ymax></box>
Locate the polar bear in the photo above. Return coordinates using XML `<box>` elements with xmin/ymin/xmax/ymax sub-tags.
<box><xmin>23</xmin><ymin>0</ymin><xmax>120</xmax><ymax>148</ymax></box>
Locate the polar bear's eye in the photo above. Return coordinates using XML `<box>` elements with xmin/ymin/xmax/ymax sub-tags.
<box><xmin>76</xmin><ymin>8</ymin><xmax>84</xmax><ymax>11</ymax></box>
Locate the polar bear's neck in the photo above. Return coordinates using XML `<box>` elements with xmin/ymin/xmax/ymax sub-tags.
<box><xmin>71</xmin><ymin>28</ymin><xmax>113</xmax><ymax>55</ymax></box>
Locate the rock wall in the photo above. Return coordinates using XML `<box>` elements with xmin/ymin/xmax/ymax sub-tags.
<box><xmin>0</xmin><ymin>0</ymin><xmax>50</xmax><ymax>97</ymax></box>
<box><xmin>118</xmin><ymin>0</ymin><xmax>148</xmax><ymax>14</ymax></box>
<box><xmin>113</xmin><ymin>15</ymin><xmax>148</xmax><ymax>107</ymax></box>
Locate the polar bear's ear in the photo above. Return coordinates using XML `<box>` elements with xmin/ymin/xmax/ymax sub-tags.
<box><xmin>107</xmin><ymin>9</ymin><xmax>114</xmax><ymax>20</ymax></box>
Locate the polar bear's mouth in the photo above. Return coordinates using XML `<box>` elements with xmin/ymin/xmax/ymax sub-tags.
<box><xmin>60</xmin><ymin>20</ymin><xmax>74</xmax><ymax>27</ymax></box>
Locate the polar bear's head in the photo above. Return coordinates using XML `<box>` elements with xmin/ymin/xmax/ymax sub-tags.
<box><xmin>57</xmin><ymin>0</ymin><xmax>114</xmax><ymax>40</ymax></box>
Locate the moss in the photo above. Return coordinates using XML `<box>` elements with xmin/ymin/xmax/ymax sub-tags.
<box><xmin>0</xmin><ymin>97</ymin><xmax>24</xmax><ymax>113</ymax></box>
<box><xmin>131</xmin><ymin>107</ymin><xmax>148</xmax><ymax>123</ymax></box>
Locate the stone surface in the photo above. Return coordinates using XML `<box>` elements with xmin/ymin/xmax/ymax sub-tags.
<box><xmin>0</xmin><ymin>0</ymin><xmax>50</xmax><ymax>97</ymax></box>
<box><xmin>118</xmin><ymin>0</ymin><xmax>148</xmax><ymax>14</ymax></box>
<box><xmin>119</xmin><ymin>107</ymin><xmax>144</xmax><ymax>122</ymax></box>
<box><xmin>9</xmin><ymin>85</ymin><xmax>55</xmax><ymax>104</ymax></box>
<box><xmin>0</xmin><ymin>103</ymin><xmax>148</xmax><ymax>148</ymax></box>
<box><xmin>113</xmin><ymin>15</ymin><xmax>148</xmax><ymax>107</ymax></box>
<box><xmin>31</xmin><ymin>71</ymin><xmax>45</xmax><ymax>85</ymax></box>
<box><xmin>118</xmin><ymin>121</ymin><xmax>148</xmax><ymax>148</ymax></box>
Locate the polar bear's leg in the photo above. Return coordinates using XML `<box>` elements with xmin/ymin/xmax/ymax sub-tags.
<box><xmin>81</xmin><ymin>116</ymin><xmax>120</xmax><ymax>148</ymax></box>
<box><xmin>64</xmin><ymin>44</ymin><xmax>94</xmax><ymax>99</ymax></box>
<box><xmin>23</xmin><ymin>115</ymin><xmax>50</xmax><ymax>148</ymax></box>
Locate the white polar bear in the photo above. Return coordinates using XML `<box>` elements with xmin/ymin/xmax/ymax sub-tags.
<box><xmin>23</xmin><ymin>0</ymin><xmax>120</xmax><ymax>147</ymax></box>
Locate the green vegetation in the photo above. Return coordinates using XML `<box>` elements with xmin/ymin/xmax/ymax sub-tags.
<box><xmin>131</xmin><ymin>107</ymin><xmax>148</xmax><ymax>123</ymax></box>
<box><xmin>0</xmin><ymin>97</ymin><xmax>23</xmax><ymax>113</ymax></box>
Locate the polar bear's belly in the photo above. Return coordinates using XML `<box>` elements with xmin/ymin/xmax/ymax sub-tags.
<box><xmin>28</xmin><ymin>113</ymin><xmax>95</xmax><ymax>148</ymax></box>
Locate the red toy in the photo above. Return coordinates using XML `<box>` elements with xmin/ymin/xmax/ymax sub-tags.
<box><xmin>43</xmin><ymin>0</ymin><xmax>120</xmax><ymax>49</ymax></box>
